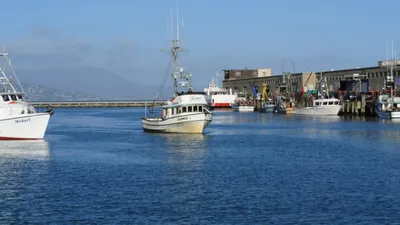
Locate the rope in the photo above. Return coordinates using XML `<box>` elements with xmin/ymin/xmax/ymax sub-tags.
<box><xmin>150</xmin><ymin>56</ymin><xmax>173</xmax><ymax>114</ymax></box>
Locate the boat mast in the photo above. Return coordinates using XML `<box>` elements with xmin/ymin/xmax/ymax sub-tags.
<box><xmin>162</xmin><ymin>0</ymin><xmax>189</xmax><ymax>97</ymax></box>
<box><xmin>385</xmin><ymin>40</ymin><xmax>395</xmax><ymax>97</ymax></box>
<box><xmin>0</xmin><ymin>47</ymin><xmax>16</xmax><ymax>93</ymax></box>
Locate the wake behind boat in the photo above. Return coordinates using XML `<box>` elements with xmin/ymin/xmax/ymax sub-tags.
<box><xmin>0</xmin><ymin>48</ymin><xmax>53</xmax><ymax>140</ymax></box>
<box><xmin>141</xmin><ymin>6</ymin><xmax>212</xmax><ymax>133</ymax></box>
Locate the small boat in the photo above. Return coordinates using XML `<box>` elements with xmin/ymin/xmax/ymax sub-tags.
<box><xmin>274</xmin><ymin>96</ymin><xmax>287</xmax><ymax>114</ymax></box>
<box><xmin>204</xmin><ymin>76</ymin><xmax>236</xmax><ymax>109</ymax></box>
<box><xmin>295</xmin><ymin>98</ymin><xmax>342</xmax><ymax>116</ymax></box>
<box><xmin>141</xmin><ymin>7</ymin><xmax>213</xmax><ymax>133</ymax></box>
<box><xmin>260</xmin><ymin>83</ymin><xmax>275</xmax><ymax>113</ymax></box>
<box><xmin>0</xmin><ymin>48</ymin><xmax>53</xmax><ymax>140</ymax></box>
<box><xmin>261</xmin><ymin>99</ymin><xmax>275</xmax><ymax>113</ymax></box>
<box><xmin>375</xmin><ymin>43</ymin><xmax>400</xmax><ymax>119</ymax></box>
<box><xmin>232</xmin><ymin>104</ymin><xmax>254</xmax><ymax>112</ymax></box>
<box><xmin>375</xmin><ymin>94</ymin><xmax>400</xmax><ymax>119</ymax></box>
<box><xmin>232</xmin><ymin>94</ymin><xmax>254</xmax><ymax>112</ymax></box>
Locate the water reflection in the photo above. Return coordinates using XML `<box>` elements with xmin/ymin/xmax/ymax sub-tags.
<box><xmin>0</xmin><ymin>140</ymin><xmax>50</xmax><ymax>160</ymax></box>
<box><xmin>156</xmin><ymin>133</ymin><xmax>207</xmax><ymax>165</ymax></box>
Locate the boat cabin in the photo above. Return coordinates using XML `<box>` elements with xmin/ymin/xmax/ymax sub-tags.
<box><xmin>162</xmin><ymin>105</ymin><xmax>205</xmax><ymax>118</ymax></box>
<box><xmin>0</xmin><ymin>93</ymin><xmax>26</xmax><ymax>104</ymax></box>
<box><xmin>313</xmin><ymin>98</ymin><xmax>341</xmax><ymax>107</ymax></box>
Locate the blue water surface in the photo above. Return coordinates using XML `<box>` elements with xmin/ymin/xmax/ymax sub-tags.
<box><xmin>0</xmin><ymin>108</ymin><xmax>399</xmax><ymax>224</ymax></box>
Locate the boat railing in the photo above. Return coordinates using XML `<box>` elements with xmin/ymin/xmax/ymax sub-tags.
<box><xmin>203</xmin><ymin>107</ymin><xmax>212</xmax><ymax>115</ymax></box>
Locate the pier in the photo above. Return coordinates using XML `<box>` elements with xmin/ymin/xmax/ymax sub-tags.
<box><xmin>30</xmin><ymin>100</ymin><xmax>167</xmax><ymax>108</ymax></box>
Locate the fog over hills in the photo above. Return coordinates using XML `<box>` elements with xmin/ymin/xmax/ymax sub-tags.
<box><xmin>16</xmin><ymin>67</ymin><xmax>207</xmax><ymax>100</ymax></box>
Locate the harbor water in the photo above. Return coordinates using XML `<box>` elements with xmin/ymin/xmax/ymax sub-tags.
<box><xmin>0</xmin><ymin>108</ymin><xmax>400</xmax><ymax>224</ymax></box>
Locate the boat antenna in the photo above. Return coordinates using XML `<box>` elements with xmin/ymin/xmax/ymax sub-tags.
<box><xmin>0</xmin><ymin>47</ymin><xmax>16</xmax><ymax>93</ymax></box>
<box><xmin>161</xmin><ymin>0</ymin><xmax>189</xmax><ymax>97</ymax></box>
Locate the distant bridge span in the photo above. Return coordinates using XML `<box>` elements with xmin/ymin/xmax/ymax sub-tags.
<box><xmin>30</xmin><ymin>100</ymin><xmax>168</xmax><ymax>108</ymax></box>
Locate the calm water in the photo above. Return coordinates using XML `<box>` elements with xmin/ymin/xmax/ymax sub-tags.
<box><xmin>0</xmin><ymin>108</ymin><xmax>400</xmax><ymax>224</ymax></box>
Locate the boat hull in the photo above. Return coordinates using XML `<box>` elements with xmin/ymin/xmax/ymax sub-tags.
<box><xmin>375</xmin><ymin>105</ymin><xmax>400</xmax><ymax>119</ymax></box>
<box><xmin>0</xmin><ymin>113</ymin><xmax>51</xmax><ymax>140</ymax></box>
<box><xmin>211</xmin><ymin>102</ymin><xmax>232</xmax><ymax>108</ymax></box>
<box><xmin>295</xmin><ymin>105</ymin><xmax>341</xmax><ymax>116</ymax></box>
<box><xmin>233</xmin><ymin>106</ymin><xmax>254</xmax><ymax>112</ymax></box>
<box><xmin>142</xmin><ymin>113</ymin><xmax>212</xmax><ymax>134</ymax></box>
<box><xmin>261</xmin><ymin>105</ymin><xmax>274</xmax><ymax>113</ymax></box>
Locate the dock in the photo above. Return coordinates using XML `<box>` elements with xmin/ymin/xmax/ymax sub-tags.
<box><xmin>30</xmin><ymin>100</ymin><xmax>167</xmax><ymax>108</ymax></box>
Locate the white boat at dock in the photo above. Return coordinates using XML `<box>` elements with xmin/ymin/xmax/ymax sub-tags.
<box><xmin>375</xmin><ymin>95</ymin><xmax>400</xmax><ymax>119</ymax></box>
<box><xmin>204</xmin><ymin>76</ymin><xmax>236</xmax><ymax>109</ymax></box>
<box><xmin>274</xmin><ymin>96</ymin><xmax>293</xmax><ymax>114</ymax></box>
<box><xmin>141</xmin><ymin>6</ymin><xmax>212</xmax><ymax>133</ymax></box>
<box><xmin>261</xmin><ymin>100</ymin><xmax>275</xmax><ymax>113</ymax></box>
<box><xmin>260</xmin><ymin>83</ymin><xmax>275</xmax><ymax>113</ymax></box>
<box><xmin>295</xmin><ymin>98</ymin><xmax>342</xmax><ymax>116</ymax></box>
<box><xmin>232</xmin><ymin>94</ymin><xmax>254</xmax><ymax>112</ymax></box>
<box><xmin>0</xmin><ymin>48</ymin><xmax>53</xmax><ymax>140</ymax></box>
<box><xmin>375</xmin><ymin>42</ymin><xmax>400</xmax><ymax>119</ymax></box>
<box><xmin>232</xmin><ymin>104</ymin><xmax>254</xmax><ymax>112</ymax></box>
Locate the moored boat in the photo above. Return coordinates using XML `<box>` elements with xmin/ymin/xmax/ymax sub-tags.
<box><xmin>204</xmin><ymin>76</ymin><xmax>236</xmax><ymax>109</ymax></box>
<box><xmin>295</xmin><ymin>98</ymin><xmax>342</xmax><ymax>116</ymax></box>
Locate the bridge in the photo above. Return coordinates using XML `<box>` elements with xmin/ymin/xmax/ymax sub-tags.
<box><xmin>30</xmin><ymin>100</ymin><xmax>168</xmax><ymax>108</ymax></box>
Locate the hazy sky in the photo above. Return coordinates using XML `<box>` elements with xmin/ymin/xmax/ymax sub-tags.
<box><xmin>1</xmin><ymin>0</ymin><xmax>400</xmax><ymax>87</ymax></box>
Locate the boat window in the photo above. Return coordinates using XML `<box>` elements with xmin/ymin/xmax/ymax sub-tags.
<box><xmin>315</xmin><ymin>102</ymin><xmax>320</xmax><ymax>106</ymax></box>
<box><xmin>328</xmin><ymin>101</ymin><xmax>333</xmax><ymax>105</ymax></box>
<box><xmin>17</xmin><ymin>95</ymin><xmax>23</xmax><ymax>101</ymax></box>
<box><xmin>171</xmin><ymin>108</ymin><xmax>175</xmax><ymax>115</ymax></box>
<box><xmin>323</xmin><ymin>102</ymin><xmax>327</xmax><ymax>105</ymax></box>
<box><xmin>2</xmin><ymin>95</ymin><xmax>9</xmax><ymax>101</ymax></box>
<box><xmin>193</xmin><ymin>106</ymin><xmax>198</xmax><ymax>112</ymax></box>
<box><xmin>199</xmin><ymin>106</ymin><xmax>203</xmax><ymax>112</ymax></box>
<box><xmin>10</xmin><ymin>95</ymin><xmax>17</xmax><ymax>101</ymax></box>
<box><xmin>188</xmin><ymin>106</ymin><xmax>192</xmax><ymax>112</ymax></box>
<box><xmin>182</xmin><ymin>107</ymin><xmax>187</xmax><ymax>113</ymax></box>
<box><xmin>178</xmin><ymin>107</ymin><xmax>182</xmax><ymax>114</ymax></box>
<box><xmin>334</xmin><ymin>101</ymin><xmax>339</xmax><ymax>105</ymax></box>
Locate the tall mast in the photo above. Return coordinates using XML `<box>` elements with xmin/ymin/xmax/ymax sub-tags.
<box><xmin>0</xmin><ymin>48</ymin><xmax>16</xmax><ymax>93</ymax></box>
<box><xmin>162</xmin><ymin>0</ymin><xmax>189</xmax><ymax>97</ymax></box>
<box><xmin>385</xmin><ymin>40</ymin><xmax>396</xmax><ymax>97</ymax></box>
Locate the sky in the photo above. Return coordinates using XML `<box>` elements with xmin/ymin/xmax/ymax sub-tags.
<box><xmin>1</xmin><ymin>0</ymin><xmax>400</xmax><ymax>88</ymax></box>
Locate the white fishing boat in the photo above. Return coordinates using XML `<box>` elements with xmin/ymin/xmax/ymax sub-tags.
<box><xmin>232</xmin><ymin>93</ymin><xmax>254</xmax><ymax>112</ymax></box>
<box><xmin>204</xmin><ymin>76</ymin><xmax>235</xmax><ymax>109</ymax></box>
<box><xmin>295</xmin><ymin>73</ymin><xmax>342</xmax><ymax>116</ymax></box>
<box><xmin>295</xmin><ymin>98</ymin><xmax>342</xmax><ymax>116</ymax></box>
<box><xmin>141</xmin><ymin>6</ymin><xmax>212</xmax><ymax>133</ymax></box>
<box><xmin>232</xmin><ymin>104</ymin><xmax>254</xmax><ymax>112</ymax></box>
<box><xmin>375</xmin><ymin>41</ymin><xmax>400</xmax><ymax>119</ymax></box>
<box><xmin>0</xmin><ymin>48</ymin><xmax>53</xmax><ymax>140</ymax></box>
<box><xmin>375</xmin><ymin>95</ymin><xmax>400</xmax><ymax>119</ymax></box>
